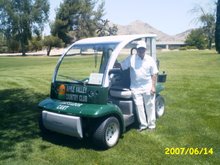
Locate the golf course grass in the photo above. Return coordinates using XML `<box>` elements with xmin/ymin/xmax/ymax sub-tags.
<box><xmin>0</xmin><ymin>50</ymin><xmax>219</xmax><ymax>165</ymax></box>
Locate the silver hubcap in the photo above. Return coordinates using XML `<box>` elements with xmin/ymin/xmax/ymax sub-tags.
<box><xmin>156</xmin><ymin>99</ymin><xmax>164</xmax><ymax>116</ymax></box>
<box><xmin>105</xmin><ymin>122</ymin><xmax>119</xmax><ymax>146</ymax></box>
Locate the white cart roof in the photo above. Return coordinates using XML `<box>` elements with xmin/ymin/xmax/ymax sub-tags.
<box><xmin>55</xmin><ymin>34</ymin><xmax>157</xmax><ymax>87</ymax></box>
<box><xmin>74</xmin><ymin>34</ymin><xmax>157</xmax><ymax>45</ymax></box>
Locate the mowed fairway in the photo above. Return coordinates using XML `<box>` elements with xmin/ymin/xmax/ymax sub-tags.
<box><xmin>0</xmin><ymin>50</ymin><xmax>220</xmax><ymax>165</ymax></box>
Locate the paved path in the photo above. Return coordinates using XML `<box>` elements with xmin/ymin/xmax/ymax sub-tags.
<box><xmin>0</xmin><ymin>48</ymin><xmax>65</xmax><ymax>56</ymax></box>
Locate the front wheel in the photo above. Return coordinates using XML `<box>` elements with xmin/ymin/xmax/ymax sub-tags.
<box><xmin>155</xmin><ymin>95</ymin><xmax>165</xmax><ymax>118</ymax></box>
<box><xmin>93</xmin><ymin>117</ymin><xmax>120</xmax><ymax>149</ymax></box>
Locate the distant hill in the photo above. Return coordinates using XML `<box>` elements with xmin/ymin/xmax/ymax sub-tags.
<box><xmin>112</xmin><ymin>20</ymin><xmax>191</xmax><ymax>42</ymax></box>
<box><xmin>173</xmin><ymin>29</ymin><xmax>192</xmax><ymax>42</ymax></box>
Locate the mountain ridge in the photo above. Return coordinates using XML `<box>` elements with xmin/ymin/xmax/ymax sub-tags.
<box><xmin>112</xmin><ymin>20</ymin><xmax>191</xmax><ymax>42</ymax></box>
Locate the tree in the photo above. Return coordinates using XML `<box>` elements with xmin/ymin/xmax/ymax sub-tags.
<box><xmin>200</xmin><ymin>13</ymin><xmax>216</xmax><ymax>49</ymax></box>
<box><xmin>185</xmin><ymin>29</ymin><xmax>207</xmax><ymax>49</ymax></box>
<box><xmin>97</xmin><ymin>19</ymin><xmax>118</xmax><ymax>36</ymax></box>
<box><xmin>0</xmin><ymin>0</ymin><xmax>49</xmax><ymax>55</ymax></box>
<box><xmin>0</xmin><ymin>32</ymin><xmax>8</xmax><ymax>53</ymax></box>
<box><xmin>215</xmin><ymin>0</ymin><xmax>220</xmax><ymax>53</ymax></box>
<box><xmin>51</xmin><ymin>0</ymin><xmax>105</xmax><ymax>45</ymax></box>
<box><xmin>29</xmin><ymin>36</ymin><xmax>43</xmax><ymax>51</ymax></box>
<box><xmin>43</xmin><ymin>35</ymin><xmax>64</xmax><ymax>56</ymax></box>
<box><xmin>191</xmin><ymin>4</ymin><xmax>216</xmax><ymax>49</ymax></box>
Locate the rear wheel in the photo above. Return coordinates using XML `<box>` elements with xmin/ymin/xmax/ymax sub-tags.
<box><xmin>155</xmin><ymin>95</ymin><xmax>165</xmax><ymax>118</ymax></box>
<box><xmin>93</xmin><ymin>117</ymin><xmax>120</xmax><ymax>149</ymax></box>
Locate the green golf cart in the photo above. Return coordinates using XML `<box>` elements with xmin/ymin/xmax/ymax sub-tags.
<box><xmin>38</xmin><ymin>34</ymin><xmax>166</xmax><ymax>149</ymax></box>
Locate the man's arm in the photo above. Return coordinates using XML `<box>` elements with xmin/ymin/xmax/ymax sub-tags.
<box><xmin>151</xmin><ymin>74</ymin><xmax>157</xmax><ymax>94</ymax></box>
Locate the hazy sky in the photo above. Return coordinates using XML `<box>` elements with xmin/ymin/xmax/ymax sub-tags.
<box><xmin>45</xmin><ymin>0</ymin><xmax>215</xmax><ymax>36</ymax></box>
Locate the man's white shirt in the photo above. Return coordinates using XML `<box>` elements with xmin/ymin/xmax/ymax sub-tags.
<box><xmin>120</xmin><ymin>54</ymin><xmax>158</xmax><ymax>94</ymax></box>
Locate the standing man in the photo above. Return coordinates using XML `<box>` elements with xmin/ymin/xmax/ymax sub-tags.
<box><xmin>120</xmin><ymin>40</ymin><xmax>158</xmax><ymax>132</ymax></box>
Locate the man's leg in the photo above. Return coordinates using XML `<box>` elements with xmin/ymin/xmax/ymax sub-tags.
<box><xmin>132</xmin><ymin>93</ymin><xmax>148</xmax><ymax>130</ymax></box>
<box><xmin>143</xmin><ymin>93</ymin><xmax>156</xmax><ymax>129</ymax></box>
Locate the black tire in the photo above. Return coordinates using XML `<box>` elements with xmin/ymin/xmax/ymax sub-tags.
<box><xmin>155</xmin><ymin>95</ymin><xmax>165</xmax><ymax>118</ymax></box>
<box><xmin>93</xmin><ymin>117</ymin><xmax>120</xmax><ymax>149</ymax></box>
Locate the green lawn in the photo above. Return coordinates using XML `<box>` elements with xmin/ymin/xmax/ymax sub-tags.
<box><xmin>0</xmin><ymin>50</ymin><xmax>220</xmax><ymax>165</ymax></box>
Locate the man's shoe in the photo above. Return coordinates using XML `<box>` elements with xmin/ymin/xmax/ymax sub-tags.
<box><xmin>146</xmin><ymin>127</ymin><xmax>155</xmax><ymax>132</ymax></box>
<box><xmin>137</xmin><ymin>127</ymin><xmax>147</xmax><ymax>132</ymax></box>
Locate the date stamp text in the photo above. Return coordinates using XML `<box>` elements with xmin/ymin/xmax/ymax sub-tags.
<box><xmin>165</xmin><ymin>147</ymin><xmax>214</xmax><ymax>155</ymax></box>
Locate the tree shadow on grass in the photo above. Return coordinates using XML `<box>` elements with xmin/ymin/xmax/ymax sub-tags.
<box><xmin>0</xmin><ymin>88</ymin><xmax>46</xmax><ymax>160</ymax></box>
<box><xmin>40</xmin><ymin>117</ymin><xmax>139</xmax><ymax>151</ymax></box>
<box><xmin>0</xmin><ymin>88</ymin><xmax>140</xmax><ymax>156</ymax></box>
<box><xmin>40</xmin><ymin>131</ymin><xmax>95</xmax><ymax>150</ymax></box>
<box><xmin>0</xmin><ymin>88</ymin><xmax>104</xmax><ymax>157</ymax></box>
<box><xmin>40</xmin><ymin>124</ymin><xmax>139</xmax><ymax>151</ymax></box>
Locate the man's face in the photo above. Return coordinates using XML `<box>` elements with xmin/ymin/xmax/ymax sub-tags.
<box><xmin>137</xmin><ymin>47</ymin><xmax>146</xmax><ymax>59</ymax></box>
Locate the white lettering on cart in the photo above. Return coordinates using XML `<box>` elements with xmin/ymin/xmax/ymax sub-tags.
<box><xmin>56</xmin><ymin>105</ymin><xmax>69</xmax><ymax>110</ymax></box>
<box><xmin>66</xmin><ymin>93</ymin><xmax>88</xmax><ymax>103</ymax></box>
<box><xmin>56</xmin><ymin>102</ymin><xmax>83</xmax><ymax>110</ymax></box>
<box><xmin>66</xmin><ymin>94</ymin><xmax>79</xmax><ymax>101</ymax></box>
<box><xmin>75</xmin><ymin>86</ymin><xmax>87</xmax><ymax>94</ymax></box>
<box><xmin>66</xmin><ymin>86</ymin><xmax>87</xmax><ymax>94</ymax></box>
<box><xmin>79</xmin><ymin>95</ymin><xmax>88</xmax><ymax>102</ymax></box>
<box><xmin>61</xmin><ymin>101</ymin><xmax>83</xmax><ymax>107</ymax></box>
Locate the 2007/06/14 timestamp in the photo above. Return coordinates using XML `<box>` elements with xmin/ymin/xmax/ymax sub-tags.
<box><xmin>165</xmin><ymin>148</ymin><xmax>214</xmax><ymax>155</ymax></box>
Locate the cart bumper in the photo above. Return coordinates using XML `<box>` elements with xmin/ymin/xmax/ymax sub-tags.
<box><xmin>42</xmin><ymin>110</ymin><xmax>83</xmax><ymax>138</ymax></box>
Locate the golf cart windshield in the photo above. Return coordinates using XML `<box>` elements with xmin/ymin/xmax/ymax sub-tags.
<box><xmin>56</xmin><ymin>42</ymin><xmax>119</xmax><ymax>85</ymax></box>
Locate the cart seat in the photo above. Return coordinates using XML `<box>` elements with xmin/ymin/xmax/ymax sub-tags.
<box><xmin>110</xmin><ymin>86</ymin><xmax>132</xmax><ymax>99</ymax></box>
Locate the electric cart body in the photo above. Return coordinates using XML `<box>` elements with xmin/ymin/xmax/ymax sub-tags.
<box><xmin>38</xmin><ymin>34</ymin><xmax>167</xmax><ymax>149</ymax></box>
